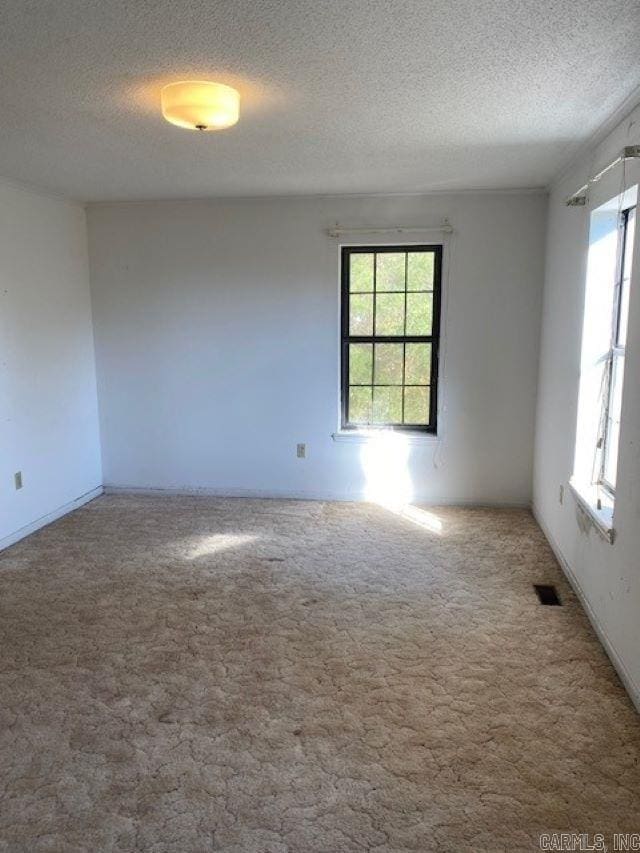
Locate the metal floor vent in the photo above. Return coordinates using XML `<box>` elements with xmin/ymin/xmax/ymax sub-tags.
<box><xmin>534</xmin><ymin>584</ymin><xmax>562</xmax><ymax>606</ymax></box>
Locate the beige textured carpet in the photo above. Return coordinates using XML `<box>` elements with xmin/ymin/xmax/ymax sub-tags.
<box><xmin>0</xmin><ymin>495</ymin><xmax>639</xmax><ymax>853</ymax></box>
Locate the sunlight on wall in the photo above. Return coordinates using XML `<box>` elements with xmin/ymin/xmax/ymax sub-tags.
<box><xmin>360</xmin><ymin>430</ymin><xmax>413</xmax><ymax>508</ymax></box>
<box><xmin>359</xmin><ymin>430</ymin><xmax>444</xmax><ymax>534</ymax></box>
<box><xmin>187</xmin><ymin>533</ymin><xmax>257</xmax><ymax>559</ymax></box>
<box><xmin>573</xmin><ymin>210</ymin><xmax>618</xmax><ymax>486</ymax></box>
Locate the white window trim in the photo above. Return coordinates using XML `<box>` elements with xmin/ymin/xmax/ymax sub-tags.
<box><xmin>332</xmin><ymin>430</ymin><xmax>439</xmax><ymax>446</ymax></box>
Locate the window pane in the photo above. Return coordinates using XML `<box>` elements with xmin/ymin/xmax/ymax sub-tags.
<box><xmin>349</xmin><ymin>386</ymin><xmax>372</xmax><ymax>424</ymax></box>
<box><xmin>603</xmin><ymin>353</ymin><xmax>625</xmax><ymax>488</ymax></box>
<box><xmin>404</xmin><ymin>386</ymin><xmax>430</xmax><ymax>425</ymax></box>
<box><xmin>373</xmin><ymin>386</ymin><xmax>403</xmax><ymax>424</ymax></box>
<box><xmin>406</xmin><ymin>292</ymin><xmax>433</xmax><ymax>335</ymax></box>
<box><xmin>374</xmin><ymin>343</ymin><xmax>403</xmax><ymax>384</ymax></box>
<box><xmin>375</xmin><ymin>293</ymin><xmax>405</xmax><ymax>335</ymax></box>
<box><xmin>619</xmin><ymin>279</ymin><xmax>631</xmax><ymax>347</ymax></box>
<box><xmin>349</xmin><ymin>344</ymin><xmax>373</xmax><ymax>385</ymax></box>
<box><xmin>350</xmin><ymin>293</ymin><xmax>373</xmax><ymax>335</ymax></box>
<box><xmin>350</xmin><ymin>253</ymin><xmax>374</xmax><ymax>292</ymax></box>
<box><xmin>618</xmin><ymin>207</ymin><xmax>635</xmax><ymax>345</ymax></box>
<box><xmin>405</xmin><ymin>343</ymin><xmax>431</xmax><ymax>385</ymax></box>
<box><xmin>376</xmin><ymin>253</ymin><xmax>405</xmax><ymax>291</ymax></box>
<box><xmin>407</xmin><ymin>252</ymin><xmax>434</xmax><ymax>290</ymax></box>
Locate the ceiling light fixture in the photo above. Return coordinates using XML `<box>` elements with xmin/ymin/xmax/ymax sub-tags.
<box><xmin>161</xmin><ymin>81</ymin><xmax>240</xmax><ymax>131</ymax></box>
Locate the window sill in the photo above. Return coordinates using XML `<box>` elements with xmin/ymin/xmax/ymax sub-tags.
<box><xmin>568</xmin><ymin>478</ymin><xmax>615</xmax><ymax>544</ymax></box>
<box><xmin>332</xmin><ymin>430</ymin><xmax>439</xmax><ymax>446</ymax></box>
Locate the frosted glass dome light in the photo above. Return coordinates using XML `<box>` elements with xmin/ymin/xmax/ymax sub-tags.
<box><xmin>161</xmin><ymin>81</ymin><xmax>240</xmax><ymax>131</ymax></box>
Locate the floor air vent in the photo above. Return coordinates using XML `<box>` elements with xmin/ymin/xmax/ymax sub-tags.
<box><xmin>534</xmin><ymin>584</ymin><xmax>562</xmax><ymax>606</ymax></box>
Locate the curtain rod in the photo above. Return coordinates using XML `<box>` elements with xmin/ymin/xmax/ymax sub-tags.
<box><xmin>565</xmin><ymin>145</ymin><xmax>640</xmax><ymax>206</ymax></box>
<box><xmin>327</xmin><ymin>219</ymin><xmax>453</xmax><ymax>237</ymax></box>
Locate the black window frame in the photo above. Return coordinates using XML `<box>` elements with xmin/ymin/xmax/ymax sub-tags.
<box><xmin>340</xmin><ymin>244</ymin><xmax>443</xmax><ymax>433</ymax></box>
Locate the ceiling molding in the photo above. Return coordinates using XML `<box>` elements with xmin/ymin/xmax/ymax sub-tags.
<box><xmin>547</xmin><ymin>83</ymin><xmax>640</xmax><ymax>191</ymax></box>
<box><xmin>87</xmin><ymin>186</ymin><xmax>548</xmax><ymax>208</ymax></box>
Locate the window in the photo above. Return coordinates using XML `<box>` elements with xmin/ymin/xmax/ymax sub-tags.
<box><xmin>341</xmin><ymin>245</ymin><xmax>442</xmax><ymax>432</ymax></box>
<box><xmin>572</xmin><ymin>186</ymin><xmax>636</xmax><ymax>537</ymax></box>
<box><xmin>600</xmin><ymin>205</ymin><xmax>635</xmax><ymax>493</ymax></box>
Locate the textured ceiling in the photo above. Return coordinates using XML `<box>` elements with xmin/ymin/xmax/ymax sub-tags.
<box><xmin>1</xmin><ymin>0</ymin><xmax>639</xmax><ymax>201</ymax></box>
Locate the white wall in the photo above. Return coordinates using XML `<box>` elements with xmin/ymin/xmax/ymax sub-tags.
<box><xmin>533</xmin><ymin>104</ymin><xmax>640</xmax><ymax>708</ymax></box>
<box><xmin>0</xmin><ymin>181</ymin><xmax>102</xmax><ymax>547</ymax></box>
<box><xmin>87</xmin><ymin>192</ymin><xmax>546</xmax><ymax>505</ymax></box>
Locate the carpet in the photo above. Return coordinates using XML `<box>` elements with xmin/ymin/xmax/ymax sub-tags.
<box><xmin>0</xmin><ymin>495</ymin><xmax>638</xmax><ymax>852</ymax></box>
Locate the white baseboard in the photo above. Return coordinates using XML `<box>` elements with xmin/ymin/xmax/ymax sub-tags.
<box><xmin>533</xmin><ymin>504</ymin><xmax>640</xmax><ymax>714</ymax></box>
<box><xmin>0</xmin><ymin>486</ymin><xmax>104</xmax><ymax>553</ymax></box>
<box><xmin>104</xmin><ymin>484</ymin><xmax>361</xmax><ymax>502</ymax></box>
<box><xmin>104</xmin><ymin>483</ymin><xmax>530</xmax><ymax>508</ymax></box>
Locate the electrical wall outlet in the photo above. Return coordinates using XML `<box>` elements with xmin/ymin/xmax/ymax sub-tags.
<box><xmin>296</xmin><ymin>443</ymin><xmax>306</xmax><ymax>459</ymax></box>
<box><xmin>14</xmin><ymin>471</ymin><xmax>23</xmax><ymax>490</ymax></box>
<box><xmin>559</xmin><ymin>484</ymin><xmax>564</xmax><ymax>504</ymax></box>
